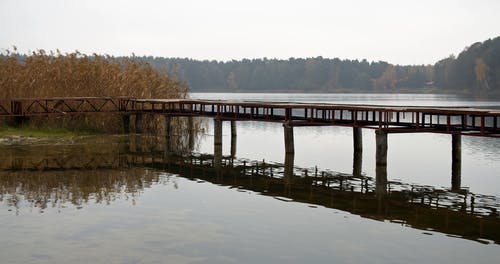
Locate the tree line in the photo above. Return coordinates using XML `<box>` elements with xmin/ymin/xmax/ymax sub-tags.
<box><xmin>135</xmin><ymin>36</ymin><xmax>500</xmax><ymax>94</ymax></box>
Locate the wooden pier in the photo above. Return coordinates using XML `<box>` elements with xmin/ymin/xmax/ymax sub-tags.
<box><xmin>124</xmin><ymin>99</ymin><xmax>500</xmax><ymax>137</ymax></box>
<box><xmin>1</xmin><ymin>97</ymin><xmax>499</xmax><ymax>190</ymax></box>
<box><xmin>1</xmin><ymin>97</ymin><xmax>499</xmax><ymax>244</ymax></box>
<box><xmin>1</xmin><ymin>97</ymin><xmax>499</xmax><ymax>137</ymax></box>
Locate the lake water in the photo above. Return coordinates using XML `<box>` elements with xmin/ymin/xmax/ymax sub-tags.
<box><xmin>1</xmin><ymin>93</ymin><xmax>499</xmax><ymax>264</ymax></box>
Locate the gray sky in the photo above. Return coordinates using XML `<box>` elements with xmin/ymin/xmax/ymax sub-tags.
<box><xmin>0</xmin><ymin>0</ymin><xmax>499</xmax><ymax>65</ymax></box>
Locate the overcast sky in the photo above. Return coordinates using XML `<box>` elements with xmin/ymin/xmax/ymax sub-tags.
<box><xmin>0</xmin><ymin>0</ymin><xmax>499</xmax><ymax>65</ymax></box>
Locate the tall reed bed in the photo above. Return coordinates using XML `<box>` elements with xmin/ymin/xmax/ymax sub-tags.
<box><xmin>0</xmin><ymin>48</ymin><xmax>190</xmax><ymax>133</ymax></box>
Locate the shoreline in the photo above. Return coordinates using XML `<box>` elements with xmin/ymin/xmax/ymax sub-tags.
<box><xmin>0</xmin><ymin>126</ymin><xmax>101</xmax><ymax>145</ymax></box>
<box><xmin>190</xmin><ymin>90</ymin><xmax>500</xmax><ymax>98</ymax></box>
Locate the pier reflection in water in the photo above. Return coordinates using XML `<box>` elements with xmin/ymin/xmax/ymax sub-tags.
<box><xmin>1</xmin><ymin>135</ymin><xmax>499</xmax><ymax>247</ymax></box>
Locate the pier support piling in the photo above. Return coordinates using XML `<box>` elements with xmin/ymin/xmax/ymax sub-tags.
<box><xmin>284</xmin><ymin>124</ymin><xmax>294</xmax><ymax>154</ymax></box>
<box><xmin>284</xmin><ymin>152</ymin><xmax>295</xmax><ymax>179</ymax></box>
<box><xmin>11</xmin><ymin>101</ymin><xmax>29</xmax><ymax>127</ymax></box>
<box><xmin>122</xmin><ymin>115</ymin><xmax>130</xmax><ymax>134</ymax></box>
<box><xmin>353</xmin><ymin>127</ymin><xmax>363</xmax><ymax>177</ymax></box>
<box><xmin>353</xmin><ymin>147</ymin><xmax>363</xmax><ymax>178</ymax></box>
<box><xmin>353</xmin><ymin>127</ymin><xmax>363</xmax><ymax>152</ymax></box>
<box><xmin>165</xmin><ymin>116</ymin><xmax>172</xmax><ymax>137</ymax></box>
<box><xmin>284</xmin><ymin>152</ymin><xmax>295</xmax><ymax>194</ymax></box>
<box><xmin>134</xmin><ymin>135</ymin><xmax>144</xmax><ymax>153</ymax></box>
<box><xmin>452</xmin><ymin>134</ymin><xmax>462</xmax><ymax>192</ymax></box>
<box><xmin>375</xmin><ymin>130</ymin><xmax>388</xmax><ymax>167</ymax></box>
<box><xmin>135</xmin><ymin>114</ymin><xmax>143</xmax><ymax>134</ymax></box>
<box><xmin>188</xmin><ymin>117</ymin><xmax>194</xmax><ymax>151</ymax></box>
<box><xmin>13</xmin><ymin>116</ymin><xmax>30</xmax><ymax>127</ymax></box>
<box><xmin>214</xmin><ymin>119</ymin><xmax>223</xmax><ymax>169</ymax></box>
<box><xmin>164</xmin><ymin>115</ymin><xmax>172</xmax><ymax>154</ymax></box>
<box><xmin>375</xmin><ymin>130</ymin><xmax>388</xmax><ymax>195</ymax></box>
<box><xmin>231</xmin><ymin>121</ymin><xmax>237</xmax><ymax>157</ymax></box>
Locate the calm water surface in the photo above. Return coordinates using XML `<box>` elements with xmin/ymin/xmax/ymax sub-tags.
<box><xmin>192</xmin><ymin>93</ymin><xmax>500</xmax><ymax>196</ymax></box>
<box><xmin>0</xmin><ymin>93</ymin><xmax>499</xmax><ymax>264</ymax></box>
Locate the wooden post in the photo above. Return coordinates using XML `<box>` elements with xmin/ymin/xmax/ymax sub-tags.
<box><xmin>165</xmin><ymin>115</ymin><xmax>172</xmax><ymax>137</ymax></box>
<box><xmin>375</xmin><ymin>130</ymin><xmax>388</xmax><ymax>195</ymax></box>
<box><xmin>284</xmin><ymin>124</ymin><xmax>294</xmax><ymax>195</ymax></box>
<box><xmin>164</xmin><ymin>115</ymin><xmax>172</xmax><ymax>154</ymax></box>
<box><xmin>134</xmin><ymin>135</ymin><xmax>144</xmax><ymax>153</ymax></box>
<box><xmin>12</xmin><ymin>101</ymin><xmax>29</xmax><ymax>127</ymax></box>
<box><xmin>284</xmin><ymin>152</ymin><xmax>294</xmax><ymax>189</ymax></box>
<box><xmin>451</xmin><ymin>134</ymin><xmax>461</xmax><ymax>192</ymax></box>
<box><xmin>415</xmin><ymin>112</ymin><xmax>419</xmax><ymax>130</ymax></box>
<box><xmin>283</xmin><ymin>124</ymin><xmax>294</xmax><ymax>154</ymax></box>
<box><xmin>122</xmin><ymin>115</ymin><xmax>130</xmax><ymax>134</ymax></box>
<box><xmin>285</xmin><ymin>108</ymin><xmax>291</xmax><ymax>122</ymax></box>
<box><xmin>214</xmin><ymin>119</ymin><xmax>223</xmax><ymax>170</ymax></box>
<box><xmin>230</xmin><ymin>120</ymin><xmax>237</xmax><ymax>158</ymax></box>
<box><xmin>353</xmin><ymin>147</ymin><xmax>362</xmax><ymax>178</ymax></box>
<box><xmin>353</xmin><ymin>127</ymin><xmax>363</xmax><ymax>177</ymax></box>
<box><xmin>135</xmin><ymin>114</ymin><xmax>143</xmax><ymax>134</ymax></box>
<box><xmin>353</xmin><ymin>127</ymin><xmax>363</xmax><ymax>152</ymax></box>
<box><xmin>187</xmin><ymin>116</ymin><xmax>194</xmax><ymax>151</ymax></box>
<box><xmin>165</xmin><ymin>134</ymin><xmax>172</xmax><ymax>155</ymax></box>
<box><xmin>376</xmin><ymin>130</ymin><xmax>387</xmax><ymax>167</ymax></box>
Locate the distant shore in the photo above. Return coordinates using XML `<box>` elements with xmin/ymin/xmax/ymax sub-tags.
<box><xmin>190</xmin><ymin>89</ymin><xmax>500</xmax><ymax>98</ymax></box>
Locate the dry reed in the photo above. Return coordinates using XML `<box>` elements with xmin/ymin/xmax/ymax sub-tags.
<box><xmin>0</xmin><ymin>48</ymin><xmax>189</xmax><ymax>132</ymax></box>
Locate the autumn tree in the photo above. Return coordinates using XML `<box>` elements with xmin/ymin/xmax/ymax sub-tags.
<box><xmin>226</xmin><ymin>71</ymin><xmax>238</xmax><ymax>91</ymax></box>
<box><xmin>475</xmin><ymin>58</ymin><xmax>490</xmax><ymax>90</ymax></box>
<box><xmin>375</xmin><ymin>65</ymin><xmax>397</xmax><ymax>90</ymax></box>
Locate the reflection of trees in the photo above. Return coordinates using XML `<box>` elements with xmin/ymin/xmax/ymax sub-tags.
<box><xmin>130</xmin><ymin>117</ymin><xmax>206</xmax><ymax>154</ymax></box>
<box><xmin>0</xmin><ymin>168</ymin><xmax>162</xmax><ymax>213</ymax></box>
<box><xmin>1</xmin><ymin>133</ymin><xmax>500</xmax><ymax>244</ymax></box>
<box><xmin>0</xmin><ymin>130</ymin><xmax>202</xmax><ymax>213</ymax></box>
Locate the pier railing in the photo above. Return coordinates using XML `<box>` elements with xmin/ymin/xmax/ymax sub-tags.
<box><xmin>1</xmin><ymin>97</ymin><xmax>499</xmax><ymax>137</ymax></box>
<box><xmin>0</xmin><ymin>97</ymin><xmax>130</xmax><ymax>116</ymax></box>
<box><xmin>129</xmin><ymin>99</ymin><xmax>500</xmax><ymax>137</ymax></box>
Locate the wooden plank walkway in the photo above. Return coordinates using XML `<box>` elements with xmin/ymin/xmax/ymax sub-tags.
<box><xmin>1</xmin><ymin>97</ymin><xmax>499</xmax><ymax>137</ymax></box>
<box><xmin>132</xmin><ymin>99</ymin><xmax>500</xmax><ymax>137</ymax></box>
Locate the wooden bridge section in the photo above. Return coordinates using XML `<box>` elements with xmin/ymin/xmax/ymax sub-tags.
<box><xmin>0</xmin><ymin>97</ymin><xmax>128</xmax><ymax>116</ymax></box>
<box><xmin>133</xmin><ymin>99</ymin><xmax>500</xmax><ymax>137</ymax></box>
<box><xmin>1</xmin><ymin>97</ymin><xmax>499</xmax><ymax>137</ymax></box>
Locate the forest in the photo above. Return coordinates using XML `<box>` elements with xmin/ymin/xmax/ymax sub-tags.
<box><xmin>138</xmin><ymin>37</ymin><xmax>500</xmax><ymax>94</ymax></box>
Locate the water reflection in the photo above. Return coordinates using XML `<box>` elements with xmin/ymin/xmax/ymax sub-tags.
<box><xmin>0</xmin><ymin>168</ymin><xmax>161</xmax><ymax>214</ymax></box>
<box><xmin>1</xmin><ymin>135</ymin><xmax>499</xmax><ymax>245</ymax></box>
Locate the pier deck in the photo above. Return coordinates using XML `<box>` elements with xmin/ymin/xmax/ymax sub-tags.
<box><xmin>0</xmin><ymin>97</ymin><xmax>499</xmax><ymax>137</ymax></box>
